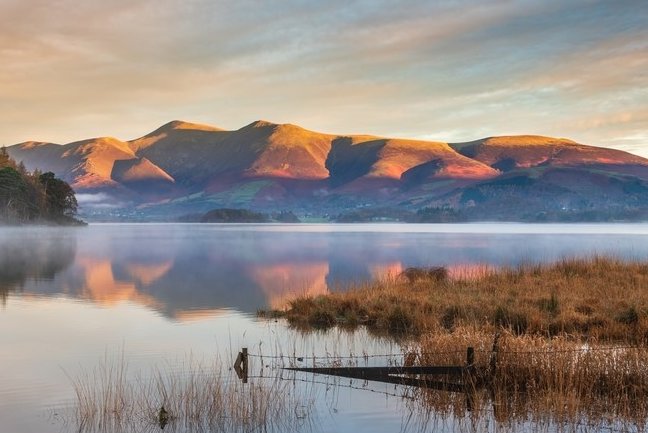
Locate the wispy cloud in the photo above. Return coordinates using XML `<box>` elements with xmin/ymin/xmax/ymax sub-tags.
<box><xmin>0</xmin><ymin>0</ymin><xmax>646</xmax><ymax>157</ymax></box>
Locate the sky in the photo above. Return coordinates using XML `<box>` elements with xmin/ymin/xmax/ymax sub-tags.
<box><xmin>1</xmin><ymin>0</ymin><xmax>647</xmax><ymax>156</ymax></box>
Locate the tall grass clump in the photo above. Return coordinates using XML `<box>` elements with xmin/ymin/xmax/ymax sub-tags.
<box><xmin>262</xmin><ymin>257</ymin><xmax>648</xmax><ymax>342</ymax></box>
<box><xmin>68</xmin><ymin>354</ymin><xmax>314</xmax><ymax>433</ymax></box>
<box><xmin>408</xmin><ymin>327</ymin><xmax>648</xmax><ymax>429</ymax></box>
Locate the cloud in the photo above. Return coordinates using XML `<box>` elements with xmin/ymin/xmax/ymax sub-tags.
<box><xmin>0</xmin><ymin>0</ymin><xmax>646</xmax><ymax>157</ymax></box>
<box><xmin>75</xmin><ymin>193</ymin><xmax>123</xmax><ymax>209</ymax></box>
<box><xmin>75</xmin><ymin>193</ymin><xmax>113</xmax><ymax>204</ymax></box>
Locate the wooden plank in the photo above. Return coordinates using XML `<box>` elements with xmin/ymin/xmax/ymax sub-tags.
<box><xmin>284</xmin><ymin>365</ymin><xmax>466</xmax><ymax>376</ymax></box>
<box><xmin>285</xmin><ymin>366</ymin><xmax>470</xmax><ymax>392</ymax></box>
<box><xmin>283</xmin><ymin>347</ymin><xmax>484</xmax><ymax>392</ymax></box>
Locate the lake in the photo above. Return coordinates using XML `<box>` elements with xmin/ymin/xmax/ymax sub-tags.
<box><xmin>2</xmin><ymin>223</ymin><xmax>648</xmax><ymax>433</ymax></box>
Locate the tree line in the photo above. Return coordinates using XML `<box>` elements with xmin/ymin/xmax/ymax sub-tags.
<box><xmin>0</xmin><ymin>147</ymin><xmax>82</xmax><ymax>224</ymax></box>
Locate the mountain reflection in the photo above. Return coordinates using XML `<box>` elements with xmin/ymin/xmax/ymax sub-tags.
<box><xmin>0</xmin><ymin>226</ymin><xmax>413</xmax><ymax>318</ymax></box>
<box><xmin>3</xmin><ymin>224</ymin><xmax>648</xmax><ymax>320</ymax></box>
<box><xmin>76</xmin><ymin>258</ymin><xmax>162</xmax><ymax>308</ymax></box>
<box><xmin>249</xmin><ymin>262</ymin><xmax>330</xmax><ymax>309</ymax></box>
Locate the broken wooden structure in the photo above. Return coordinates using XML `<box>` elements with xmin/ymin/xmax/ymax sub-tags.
<box><xmin>231</xmin><ymin>335</ymin><xmax>514</xmax><ymax>418</ymax></box>
<box><xmin>284</xmin><ymin>347</ymin><xmax>484</xmax><ymax>393</ymax></box>
<box><xmin>234</xmin><ymin>334</ymin><xmax>501</xmax><ymax>394</ymax></box>
<box><xmin>234</xmin><ymin>345</ymin><xmax>498</xmax><ymax>394</ymax></box>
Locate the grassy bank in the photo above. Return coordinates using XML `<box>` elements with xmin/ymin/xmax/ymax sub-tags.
<box><xmin>261</xmin><ymin>257</ymin><xmax>648</xmax><ymax>342</ymax></box>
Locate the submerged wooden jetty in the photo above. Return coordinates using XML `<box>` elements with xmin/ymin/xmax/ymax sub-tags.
<box><xmin>234</xmin><ymin>344</ymin><xmax>498</xmax><ymax>395</ymax></box>
<box><xmin>284</xmin><ymin>347</ymin><xmax>481</xmax><ymax>392</ymax></box>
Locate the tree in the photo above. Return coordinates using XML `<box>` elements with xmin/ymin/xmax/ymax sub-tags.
<box><xmin>0</xmin><ymin>147</ymin><xmax>13</xmax><ymax>169</ymax></box>
<box><xmin>0</xmin><ymin>151</ymin><xmax>80</xmax><ymax>225</ymax></box>
<box><xmin>17</xmin><ymin>161</ymin><xmax>27</xmax><ymax>175</ymax></box>
<box><xmin>39</xmin><ymin>172</ymin><xmax>78</xmax><ymax>219</ymax></box>
<box><xmin>0</xmin><ymin>167</ymin><xmax>38</xmax><ymax>222</ymax></box>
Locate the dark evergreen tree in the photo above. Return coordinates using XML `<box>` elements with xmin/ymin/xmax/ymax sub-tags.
<box><xmin>0</xmin><ymin>147</ymin><xmax>14</xmax><ymax>169</ymax></box>
<box><xmin>0</xmin><ymin>150</ymin><xmax>81</xmax><ymax>224</ymax></box>
<box><xmin>0</xmin><ymin>167</ymin><xmax>38</xmax><ymax>221</ymax></box>
<box><xmin>39</xmin><ymin>172</ymin><xmax>78</xmax><ymax>219</ymax></box>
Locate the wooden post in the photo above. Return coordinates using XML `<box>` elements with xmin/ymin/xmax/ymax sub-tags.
<box><xmin>466</xmin><ymin>347</ymin><xmax>474</xmax><ymax>368</ymax></box>
<box><xmin>234</xmin><ymin>348</ymin><xmax>249</xmax><ymax>383</ymax></box>
<box><xmin>465</xmin><ymin>388</ymin><xmax>474</xmax><ymax>412</ymax></box>
<box><xmin>242</xmin><ymin>347</ymin><xmax>248</xmax><ymax>384</ymax></box>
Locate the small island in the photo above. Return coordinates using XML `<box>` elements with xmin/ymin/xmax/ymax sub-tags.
<box><xmin>179</xmin><ymin>208</ymin><xmax>300</xmax><ymax>223</ymax></box>
<box><xmin>0</xmin><ymin>147</ymin><xmax>83</xmax><ymax>225</ymax></box>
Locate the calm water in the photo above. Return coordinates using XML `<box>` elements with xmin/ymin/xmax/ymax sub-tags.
<box><xmin>2</xmin><ymin>223</ymin><xmax>648</xmax><ymax>433</ymax></box>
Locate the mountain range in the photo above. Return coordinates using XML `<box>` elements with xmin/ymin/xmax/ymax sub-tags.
<box><xmin>6</xmin><ymin>120</ymin><xmax>648</xmax><ymax>221</ymax></box>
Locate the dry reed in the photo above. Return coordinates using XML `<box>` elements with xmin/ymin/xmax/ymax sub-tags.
<box><xmin>67</xmin><ymin>354</ymin><xmax>315</xmax><ymax>433</ymax></box>
<box><xmin>405</xmin><ymin>326</ymin><xmax>648</xmax><ymax>431</ymax></box>
<box><xmin>257</xmin><ymin>258</ymin><xmax>648</xmax><ymax>429</ymax></box>
<box><xmin>262</xmin><ymin>256</ymin><xmax>648</xmax><ymax>342</ymax></box>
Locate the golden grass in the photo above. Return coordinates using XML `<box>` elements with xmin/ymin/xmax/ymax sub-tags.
<box><xmin>257</xmin><ymin>256</ymin><xmax>648</xmax><ymax>427</ymax></box>
<box><xmin>262</xmin><ymin>257</ymin><xmax>648</xmax><ymax>342</ymax></box>
<box><xmin>68</xmin><ymin>355</ymin><xmax>314</xmax><ymax>433</ymax></box>
<box><xmin>407</xmin><ymin>327</ymin><xmax>648</xmax><ymax>430</ymax></box>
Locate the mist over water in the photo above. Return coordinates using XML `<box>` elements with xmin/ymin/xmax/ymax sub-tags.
<box><xmin>3</xmin><ymin>223</ymin><xmax>648</xmax><ymax>316</ymax></box>
<box><xmin>2</xmin><ymin>223</ymin><xmax>648</xmax><ymax>433</ymax></box>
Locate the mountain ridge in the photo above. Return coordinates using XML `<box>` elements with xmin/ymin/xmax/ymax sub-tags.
<box><xmin>6</xmin><ymin>120</ymin><xmax>648</xmax><ymax>221</ymax></box>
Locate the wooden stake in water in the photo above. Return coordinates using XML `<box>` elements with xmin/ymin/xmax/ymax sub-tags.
<box><xmin>234</xmin><ymin>348</ymin><xmax>249</xmax><ymax>383</ymax></box>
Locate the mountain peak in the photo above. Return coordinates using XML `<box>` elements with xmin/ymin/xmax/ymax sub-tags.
<box><xmin>157</xmin><ymin>120</ymin><xmax>223</xmax><ymax>132</ymax></box>
<box><xmin>480</xmin><ymin>135</ymin><xmax>578</xmax><ymax>146</ymax></box>
<box><xmin>16</xmin><ymin>141</ymin><xmax>54</xmax><ymax>149</ymax></box>
<box><xmin>245</xmin><ymin>119</ymin><xmax>278</xmax><ymax>129</ymax></box>
<box><xmin>71</xmin><ymin>136</ymin><xmax>127</xmax><ymax>147</ymax></box>
<box><xmin>243</xmin><ymin>120</ymin><xmax>315</xmax><ymax>136</ymax></box>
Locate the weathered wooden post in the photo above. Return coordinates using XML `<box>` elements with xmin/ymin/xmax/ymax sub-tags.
<box><xmin>466</xmin><ymin>347</ymin><xmax>475</xmax><ymax>368</ymax></box>
<box><xmin>242</xmin><ymin>347</ymin><xmax>248</xmax><ymax>384</ymax></box>
<box><xmin>234</xmin><ymin>347</ymin><xmax>249</xmax><ymax>383</ymax></box>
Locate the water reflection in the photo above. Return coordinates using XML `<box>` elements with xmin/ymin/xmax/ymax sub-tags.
<box><xmin>0</xmin><ymin>232</ymin><xmax>76</xmax><ymax>306</ymax></box>
<box><xmin>2</xmin><ymin>224</ymin><xmax>648</xmax><ymax>319</ymax></box>
<box><xmin>249</xmin><ymin>262</ymin><xmax>330</xmax><ymax>309</ymax></box>
<box><xmin>76</xmin><ymin>258</ymin><xmax>162</xmax><ymax>308</ymax></box>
